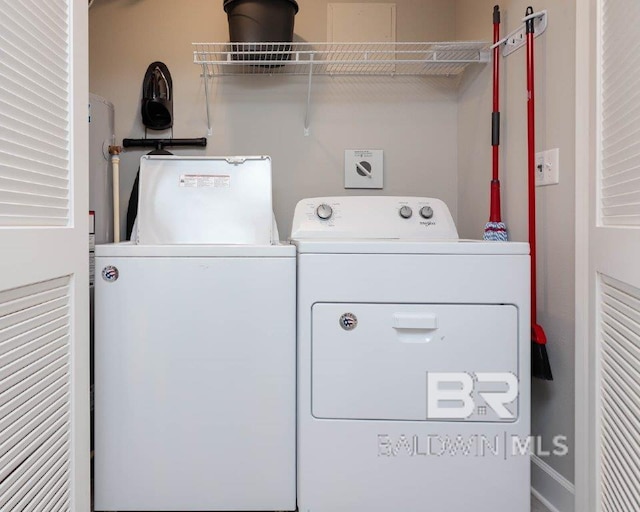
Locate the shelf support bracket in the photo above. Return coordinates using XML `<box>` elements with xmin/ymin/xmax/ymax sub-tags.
<box><xmin>202</xmin><ymin>64</ymin><xmax>213</xmax><ymax>136</ymax></box>
<box><xmin>304</xmin><ymin>55</ymin><xmax>314</xmax><ymax>136</ymax></box>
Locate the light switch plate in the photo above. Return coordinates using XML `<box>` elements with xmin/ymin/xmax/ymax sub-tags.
<box><xmin>545</xmin><ymin>148</ymin><xmax>560</xmax><ymax>185</ymax></box>
<box><xmin>345</xmin><ymin>149</ymin><xmax>384</xmax><ymax>189</ymax></box>
<box><xmin>535</xmin><ymin>148</ymin><xmax>560</xmax><ymax>186</ymax></box>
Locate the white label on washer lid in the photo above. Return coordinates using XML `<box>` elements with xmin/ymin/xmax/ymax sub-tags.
<box><xmin>179</xmin><ymin>174</ymin><xmax>230</xmax><ymax>188</ymax></box>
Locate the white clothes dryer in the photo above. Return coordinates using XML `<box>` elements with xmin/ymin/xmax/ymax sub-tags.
<box><xmin>291</xmin><ymin>196</ymin><xmax>531</xmax><ymax>512</ymax></box>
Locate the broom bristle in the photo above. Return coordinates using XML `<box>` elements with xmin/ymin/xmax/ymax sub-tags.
<box><xmin>532</xmin><ymin>343</ymin><xmax>553</xmax><ymax>380</ymax></box>
<box><xmin>532</xmin><ymin>324</ymin><xmax>553</xmax><ymax>380</ymax></box>
<box><xmin>483</xmin><ymin>222</ymin><xmax>508</xmax><ymax>241</ymax></box>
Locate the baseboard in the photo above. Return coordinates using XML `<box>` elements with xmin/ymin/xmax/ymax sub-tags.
<box><xmin>531</xmin><ymin>455</ymin><xmax>575</xmax><ymax>512</ymax></box>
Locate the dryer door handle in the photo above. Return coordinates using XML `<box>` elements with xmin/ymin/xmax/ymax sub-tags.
<box><xmin>392</xmin><ymin>313</ymin><xmax>438</xmax><ymax>330</ymax></box>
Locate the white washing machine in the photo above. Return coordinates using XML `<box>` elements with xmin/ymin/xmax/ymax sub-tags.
<box><xmin>94</xmin><ymin>156</ymin><xmax>296</xmax><ymax>511</ymax></box>
<box><xmin>291</xmin><ymin>196</ymin><xmax>531</xmax><ymax>512</ymax></box>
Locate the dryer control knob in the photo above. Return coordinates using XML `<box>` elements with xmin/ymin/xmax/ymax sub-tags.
<box><xmin>420</xmin><ymin>206</ymin><xmax>434</xmax><ymax>219</ymax></box>
<box><xmin>316</xmin><ymin>204</ymin><xmax>333</xmax><ymax>220</ymax></box>
<box><xmin>399</xmin><ymin>206</ymin><xmax>413</xmax><ymax>219</ymax></box>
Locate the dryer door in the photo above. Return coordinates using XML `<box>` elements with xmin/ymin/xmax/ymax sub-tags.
<box><xmin>312</xmin><ymin>303</ymin><xmax>519</xmax><ymax>422</ymax></box>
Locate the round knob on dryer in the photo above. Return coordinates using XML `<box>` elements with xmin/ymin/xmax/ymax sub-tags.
<box><xmin>420</xmin><ymin>206</ymin><xmax>434</xmax><ymax>219</ymax></box>
<box><xmin>316</xmin><ymin>204</ymin><xmax>333</xmax><ymax>220</ymax></box>
<box><xmin>399</xmin><ymin>206</ymin><xmax>413</xmax><ymax>219</ymax></box>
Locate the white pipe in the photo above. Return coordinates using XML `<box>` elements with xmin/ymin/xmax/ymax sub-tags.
<box><xmin>111</xmin><ymin>155</ymin><xmax>120</xmax><ymax>244</ymax></box>
<box><xmin>109</xmin><ymin>146</ymin><xmax>122</xmax><ymax>243</ymax></box>
<box><xmin>112</xmin><ymin>155</ymin><xmax>120</xmax><ymax>243</ymax></box>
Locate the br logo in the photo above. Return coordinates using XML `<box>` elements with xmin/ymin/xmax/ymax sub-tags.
<box><xmin>339</xmin><ymin>313</ymin><xmax>358</xmax><ymax>331</ymax></box>
<box><xmin>427</xmin><ymin>372</ymin><xmax>519</xmax><ymax>420</ymax></box>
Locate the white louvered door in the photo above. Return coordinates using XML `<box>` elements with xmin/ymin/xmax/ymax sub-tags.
<box><xmin>0</xmin><ymin>0</ymin><xmax>89</xmax><ymax>511</ymax></box>
<box><xmin>576</xmin><ymin>0</ymin><xmax>640</xmax><ymax>510</ymax></box>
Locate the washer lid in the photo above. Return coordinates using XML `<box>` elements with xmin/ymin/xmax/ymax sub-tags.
<box><xmin>293</xmin><ymin>239</ymin><xmax>530</xmax><ymax>255</ymax></box>
<box><xmin>137</xmin><ymin>155</ymin><xmax>274</xmax><ymax>246</ymax></box>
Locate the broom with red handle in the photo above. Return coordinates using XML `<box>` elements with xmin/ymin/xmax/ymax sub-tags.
<box><xmin>526</xmin><ymin>6</ymin><xmax>553</xmax><ymax>380</ymax></box>
<box><xmin>484</xmin><ymin>5</ymin><xmax>508</xmax><ymax>241</ymax></box>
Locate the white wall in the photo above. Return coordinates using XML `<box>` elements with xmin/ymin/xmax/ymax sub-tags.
<box><xmin>89</xmin><ymin>0</ymin><xmax>459</xmax><ymax>238</ymax></box>
<box><xmin>457</xmin><ymin>0</ymin><xmax>577</xmax><ymax>495</ymax></box>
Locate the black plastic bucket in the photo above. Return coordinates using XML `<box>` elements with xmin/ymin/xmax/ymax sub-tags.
<box><xmin>223</xmin><ymin>0</ymin><xmax>299</xmax><ymax>64</ymax></box>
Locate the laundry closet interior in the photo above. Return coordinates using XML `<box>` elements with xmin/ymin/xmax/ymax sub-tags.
<box><xmin>88</xmin><ymin>0</ymin><xmax>576</xmax><ymax>510</ymax></box>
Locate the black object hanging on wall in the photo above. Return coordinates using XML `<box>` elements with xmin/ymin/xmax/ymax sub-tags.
<box><xmin>141</xmin><ymin>61</ymin><xmax>173</xmax><ymax>130</ymax></box>
<box><xmin>128</xmin><ymin>62</ymin><xmax>207</xmax><ymax>240</ymax></box>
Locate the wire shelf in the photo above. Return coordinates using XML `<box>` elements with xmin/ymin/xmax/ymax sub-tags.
<box><xmin>192</xmin><ymin>41</ymin><xmax>490</xmax><ymax>136</ymax></box>
<box><xmin>193</xmin><ymin>41</ymin><xmax>490</xmax><ymax>77</ymax></box>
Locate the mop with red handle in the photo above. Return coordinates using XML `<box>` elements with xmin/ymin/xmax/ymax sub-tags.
<box><xmin>484</xmin><ymin>5</ymin><xmax>508</xmax><ymax>241</ymax></box>
<box><xmin>526</xmin><ymin>6</ymin><xmax>553</xmax><ymax>380</ymax></box>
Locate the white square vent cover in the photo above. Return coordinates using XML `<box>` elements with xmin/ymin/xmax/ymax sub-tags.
<box><xmin>328</xmin><ymin>3</ymin><xmax>397</xmax><ymax>43</ymax></box>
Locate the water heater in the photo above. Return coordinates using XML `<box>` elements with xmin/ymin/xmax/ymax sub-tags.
<box><xmin>89</xmin><ymin>93</ymin><xmax>114</xmax><ymax>449</ymax></box>
<box><xmin>89</xmin><ymin>93</ymin><xmax>115</xmax><ymax>245</ymax></box>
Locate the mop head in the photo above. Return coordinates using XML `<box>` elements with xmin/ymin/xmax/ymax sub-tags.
<box><xmin>483</xmin><ymin>222</ymin><xmax>508</xmax><ymax>241</ymax></box>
